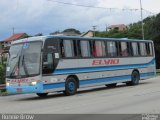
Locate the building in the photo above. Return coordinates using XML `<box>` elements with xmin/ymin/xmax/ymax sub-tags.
<box><xmin>0</xmin><ymin>33</ymin><xmax>28</xmax><ymax>49</ymax></box>
<box><xmin>108</xmin><ymin>24</ymin><xmax>127</xmax><ymax>31</ymax></box>
<box><xmin>0</xmin><ymin>33</ymin><xmax>28</xmax><ymax>62</ymax></box>
<box><xmin>81</xmin><ymin>30</ymin><xmax>94</xmax><ymax>37</ymax></box>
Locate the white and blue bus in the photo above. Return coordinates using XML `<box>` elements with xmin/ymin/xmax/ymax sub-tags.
<box><xmin>6</xmin><ymin>35</ymin><xmax>156</xmax><ymax>96</ymax></box>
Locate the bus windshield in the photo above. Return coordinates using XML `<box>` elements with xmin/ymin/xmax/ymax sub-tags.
<box><xmin>6</xmin><ymin>41</ymin><xmax>42</xmax><ymax>78</ymax></box>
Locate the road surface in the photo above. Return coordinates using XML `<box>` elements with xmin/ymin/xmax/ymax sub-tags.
<box><xmin>0</xmin><ymin>76</ymin><xmax>160</xmax><ymax>114</ymax></box>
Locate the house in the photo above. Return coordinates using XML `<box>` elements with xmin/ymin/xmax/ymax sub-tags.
<box><xmin>0</xmin><ymin>33</ymin><xmax>28</xmax><ymax>49</ymax></box>
<box><xmin>0</xmin><ymin>33</ymin><xmax>28</xmax><ymax>62</ymax></box>
<box><xmin>81</xmin><ymin>30</ymin><xmax>94</xmax><ymax>37</ymax></box>
<box><xmin>108</xmin><ymin>24</ymin><xmax>127</xmax><ymax>31</ymax></box>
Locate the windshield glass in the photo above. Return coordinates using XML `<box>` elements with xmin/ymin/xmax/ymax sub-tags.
<box><xmin>6</xmin><ymin>41</ymin><xmax>42</xmax><ymax>78</ymax></box>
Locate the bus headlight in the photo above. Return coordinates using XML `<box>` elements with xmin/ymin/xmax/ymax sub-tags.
<box><xmin>31</xmin><ymin>81</ymin><xmax>37</xmax><ymax>85</ymax></box>
<box><xmin>6</xmin><ymin>82</ymin><xmax>10</xmax><ymax>86</ymax></box>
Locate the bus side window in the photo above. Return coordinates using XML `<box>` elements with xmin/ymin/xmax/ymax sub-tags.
<box><xmin>73</xmin><ymin>40</ymin><xmax>78</xmax><ymax>57</ymax></box>
<box><xmin>42</xmin><ymin>53</ymin><xmax>54</xmax><ymax>74</ymax></box>
<box><xmin>100</xmin><ymin>41</ymin><xmax>106</xmax><ymax>57</ymax></box>
<box><xmin>140</xmin><ymin>43</ymin><xmax>147</xmax><ymax>56</ymax></box>
<box><xmin>80</xmin><ymin>40</ymin><xmax>91</xmax><ymax>57</ymax></box>
<box><xmin>146</xmin><ymin>43</ymin><xmax>153</xmax><ymax>56</ymax></box>
<box><xmin>63</xmin><ymin>40</ymin><xmax>75</xmax><ymax>58</ymax></box>
<box><xmin>131</xmin><ymin>42</ymin><xmax>139</xmax><ymax>56</ymax></box>
<box><xmin>120</xmin><ymin>42</ymin><xmax>129</xmax><ymax>57</ymax></box>
<box><xmin>93</xmin><ymin>41</ymin><xmax>106</xmax><ymax>57</ymax></box>
<box><xmin>106</xmin><ymin>41</ymin><xmax>117</xmax><ymax>57</ymax></box>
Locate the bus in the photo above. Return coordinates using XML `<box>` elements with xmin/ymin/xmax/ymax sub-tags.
<box><xmin>6</xmin><ymin>35</ymin><xmax>156</xmax><ymax>96</ymax></box>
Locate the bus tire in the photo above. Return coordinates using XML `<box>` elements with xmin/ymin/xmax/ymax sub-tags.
<box><xmin>126</xmin><ymin>71</ymin><xmax>140</xmax><ymax>86</ymax></box>
<box><xmin>64</xmin><ymin>77</ymin><xmax>77</xmax><ymax>96</ymax></box>
<box><xmin>36</xmin><ymin>93</ymin><xmax>48</xmax><ymax>97</ymax></box>
<box><xmin>106</xmin><ymin>83</ymin><xmax>117</xmax><ymax>88</ymax></box>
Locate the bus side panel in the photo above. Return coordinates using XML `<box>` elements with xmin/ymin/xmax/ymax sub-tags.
<box><xmin>40</xmin><ymin>57</ymin><xmax>155</xmax><ymax>92</ymax></box>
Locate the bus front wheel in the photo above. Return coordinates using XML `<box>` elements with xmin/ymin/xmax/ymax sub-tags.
<box><xmin>64</xmin><ymin>77</ymin><xmax>77</xmax><ymax>96</ymax></box>
<box><xmin>36</xmin><ymin>93</ymin><xmax>48</xmax><ymax>97</ymax></box>
<box><xmin>126</xmin><ymin>71</ymin><xmax>140</xmax><ymax>86</ymax></box>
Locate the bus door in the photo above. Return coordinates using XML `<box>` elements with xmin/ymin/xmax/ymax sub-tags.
<box><xmin>42</xmin><ymin>38</ymin><xmax>59</xmax><ymax>75</ymax></box>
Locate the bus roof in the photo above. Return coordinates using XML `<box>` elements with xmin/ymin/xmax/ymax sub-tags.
<box><xmin>12</xmin><ymin>35</ymin><xmax>153</xmax><ymax>44</ymax></box>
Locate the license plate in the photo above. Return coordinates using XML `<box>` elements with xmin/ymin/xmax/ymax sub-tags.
<box><xmin>16</xmin><ymin>88</ymin><xmax>22</xmax><ymax>92</ymax></box>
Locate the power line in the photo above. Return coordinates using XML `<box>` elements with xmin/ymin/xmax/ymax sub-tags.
<box><xmin>47</xmin><ymin>0</ymin><xmax>155</xmax><ymax>15</ymax></box>
<box><xmin>47</xmin><ymin>0</ymin><xmax>140</xmax><ymax>12</ymax></box>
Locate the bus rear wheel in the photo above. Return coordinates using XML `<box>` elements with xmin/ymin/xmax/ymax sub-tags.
<box><xmin>106</xmin><ymin>83</ymin><xmax>117</xmax><ymax>88</ymax></box>
<box><xmin>36</xmin><ymin>93</ymin><xmax>48</xmax><ymax>97</ymax></box>
<box><xmin>126</xmin><ymin>71</ymin><xmax>140</xmax><ymax>86</ymax></box>
<box><xmin>64</xmin><ymin>77</ymin><xmax>77</xmax><ymax>96</ymax></box>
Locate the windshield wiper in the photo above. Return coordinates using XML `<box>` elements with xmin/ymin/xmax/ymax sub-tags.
<box><xmin>22</xmin><ymin>55</ymin><xmax>29</xmax><ymax>77</ymax></box>
<box><xmin>10</xmin><ymin>49</ymin><xmax>22</xmax><ymax>61</ymax></box>
<box><xmin>9</xmin><ymin>55</ymin><xmax>21</xmax><ymax>77</ymax></box>
<box><xmin>8</xmin><ymin>48</ymin><xmax>22</xmax><ymax>78</ymax></box>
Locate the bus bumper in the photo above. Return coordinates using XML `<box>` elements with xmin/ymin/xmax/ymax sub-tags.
<box><xmin>6</xmin><ymin>83</ymin><xmax>44</xmax><ymax>94</ymax></box>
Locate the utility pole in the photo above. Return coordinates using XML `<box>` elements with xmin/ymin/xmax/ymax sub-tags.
<box><xmin>106</xmin><ymin>24</ymin><xmax>109</xmax><ymax>32</ymax></box>
<box><xmin>92</xmin><ymin>25</ymin><xmax>97</xmax><ymax>37</ymax></box>
<box><xmin>140</xmin><ymin>0</ymin><xmax>144</xmax><ymax>40</ymax></box>
<box><xmin>106</xmin><ymin>24</ymin><xmax>107</xmax><ymax>32</ymax></box>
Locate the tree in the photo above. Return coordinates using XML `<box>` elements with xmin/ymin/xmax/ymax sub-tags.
<box><xmin>50</xmin><ymin>31</ymin><xmax>61</xmax><ymax>35</ymax></box>
<box><xmin>0</xmin><ymin>64</ymin><xmax>5</xmax><ymax>84</ymax></box>
<box><xmin>63</xmin><ymin>28</ymin><xmax>81</xmax><ymax>34</ymax></box>
<box><xmin>34</xmin><ymin>33</ymin><xmax>43</xmax><ymax>36</ymax></box>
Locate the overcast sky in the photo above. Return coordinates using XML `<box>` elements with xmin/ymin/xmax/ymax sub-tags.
<box><xmin>0</xmin><ymin>0</ymin><xmax>159</xmax><ymax>40</ymax></box>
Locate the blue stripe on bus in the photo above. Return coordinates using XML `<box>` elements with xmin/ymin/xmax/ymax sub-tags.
<box><xmin>140</xmin><ymin>72</ymin><xmax>155</xmax><ymax>77</ymax></box>
<box><xmin>80</xmin><ymin>75</ymin><xmax>130</xmax><ymax>86</ymax></box>
<box><xmin>80</xmin><ymin>72</ymin><xmax>155</xmax><ymax>86</ymax></box>
<box><xmin>43</xmin><ymin>72</ymin><xmax>155</xmax><ymax>90</ymax></box>
<box><xmin>43</xmin><ymin>82</ymin><xmax>65</xmax><ymax>90</ymax></box>
<box><xmin>54</xmin><ymin>59</ymin><xmax>155</xmax><ymax>75</ymax></box>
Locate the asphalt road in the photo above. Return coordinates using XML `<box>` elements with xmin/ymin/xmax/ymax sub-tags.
<box><xmin>0</xmin><ymin>76</ymin><xmax>160</xmax><ymax>114</ymax></box>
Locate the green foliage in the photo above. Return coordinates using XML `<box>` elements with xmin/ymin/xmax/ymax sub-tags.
<box><xmin>0</xmin><ymin>64</ymin><xmax>5</xmax><ymax>84</ymax></box>
<box><xmin>95</xmin><ymin>25</ymin><xmax>142</xmax><ymax>39</ymax></box>
<box><xmin>144</xmin><ymin>14</ymin><xmax>160</xmax><ymax>69</ymax></box>
<box><xmin>63</xmin><ymin>28</ymin><xmax>81</xmax><ymax>34</ymax></box>
<box><xmin>0</xmin><ymin>91</ymin><xmax>8</xmax><ymax>96</ymax></box>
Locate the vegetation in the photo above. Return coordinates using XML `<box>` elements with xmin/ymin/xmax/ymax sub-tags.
<box><xmin>0</xmin><ymin>64</ymin><xmax>5</xmax><ymax>84</ymax></box>
<box><xmin>63</xmin><ymin>28</ymin><xmax>81</xmax><ymax>34</ymax></box>
<box><xmin>0</xmin><ymin>64</ymin><xmax>6</xmax><ymax>94</ymax></box>
<box><xmin>0</xmin><ymin>91</ymin><xmax>8</xmax><ymax>96</ymax></box>
<box><xmin>50</xmin><ymin>28</ymin><xmax>81</xmax><ymax>35</ymax></box>
<box><xmin>95</xmin><ymin>13</ymin><xmax>160</xmax><ymax>68</ymax></box>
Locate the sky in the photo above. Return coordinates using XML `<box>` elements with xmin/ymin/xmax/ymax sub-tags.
<box><xmin>0</xmin><ymin>0</ymin><xmax>159</xmax><ymax>41</ymax></box>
